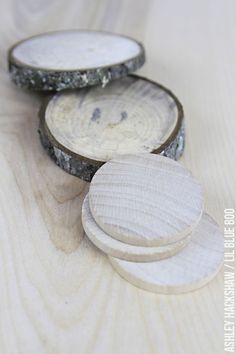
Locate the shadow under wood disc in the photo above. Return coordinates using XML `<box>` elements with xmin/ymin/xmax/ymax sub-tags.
<box><xmin>8</xmin><ymin>30</ymin><xmax>145</xmax><ymax>91</ymax></box>
<box><xmin>38</xmin><ymin>75</ymin><xmax>185</xmax><ymax>181</ymax></box>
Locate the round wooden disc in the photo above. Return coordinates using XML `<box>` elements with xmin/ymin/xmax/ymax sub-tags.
<box><xmin>109</xmin><ymin>213</ymin><xmax>224</xmax><ymax>294</ymax></box>
<box><xmin>8</xmin><ymin>30</ymin><xmax>145</xmax><ymax>90</ymax></box>
<box><xmin>38</xmin><ymin>75</ymin><xmax>185</xmax><ymax>181</ymax></box>
<box><xmin>82</xmin><ymin>194</ymin><xmax>191</xmax><ymax>262</ymax></box>
<box><xmin>89</xmin><ymin>154</ymin><xmax>203</xmax><ymax>247</ymax></box>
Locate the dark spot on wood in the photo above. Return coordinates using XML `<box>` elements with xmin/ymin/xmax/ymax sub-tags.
<box><xmin>120</xmin><ymin>111</ymin><xmax>128</xmax><ymax>121</ymax></box>
<box><xmin>91</xmin><ymin>107</ymin><xmax>101</xmax><ymax>122</ymax></box>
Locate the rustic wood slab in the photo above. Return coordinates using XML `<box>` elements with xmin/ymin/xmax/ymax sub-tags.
<box><xmin>39</xmin><ymin>75</ymin><xmax>185</xmax><ymax>181</ymax></box>
<box><xmin>8</xmin><ymin>30</ymin><xmax>145</xmax><ymax>90</ymax></box>
<box><xmin>82</xmin><ymin>194</ymin><xmax>191</xmax><ymax>262</ymax></box>
<box><xmin>109</xmin><ymin>213</ymin><xmax>224</xmax><ymax>294</ymax></box>
<box><xmin>89</xmin><ymin>154</ymin><xmax>203</xmax><ymax>246</ymax></box>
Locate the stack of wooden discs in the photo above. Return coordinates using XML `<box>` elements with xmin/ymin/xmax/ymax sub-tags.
<box><xmin>82</xmin><ymin>153</ymin><xmax>224</xmax><ymax>294</ymax></box>
<box><xmin>8</xmin><ymin>30</ymin><xmax>224</xmax><ymax>294</ymax></box>
<box><xmin>8</xmin><ymin>30</ymin><xmax>185</xmax><ymax>181</ymax></box>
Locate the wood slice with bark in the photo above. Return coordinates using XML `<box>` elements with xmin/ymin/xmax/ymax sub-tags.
<box><xmin>8</xmin><ymin>30</ymin><xmax>145</xmax><ymax>91</ymax></box>
<box><xmin>38</xmin><ymin>75</ymin><xmax>185</xmax><ymax>181</ymax></box>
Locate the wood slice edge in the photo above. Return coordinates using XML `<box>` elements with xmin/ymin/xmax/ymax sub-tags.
<box><xmin>38</xmin><ymin>117</ymin><xmax>185</xmax><ymax>182</ymax></box>
<box><xmin>108</xmin><ymin>213</ymin><xmax>224</xmax><ymax>294</ymax></box>
<box><xmin>8</xmin><ymin>34</ymin><xmax>145</xmax><ymax>91</ymax></box>
<box><xmin>38</xmin><ymin>121</ymin><xmax>185</xmax><ymax>183</ymax></box>
<box><xmin>82</xmin><ymin>194</ymin><xmax>191</xmax><ymax>262</ymax></box>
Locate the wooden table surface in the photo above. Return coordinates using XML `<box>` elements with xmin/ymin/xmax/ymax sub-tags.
<box><xmin>0</xmin><ymin>1</ymin><xmax>235</xmax><ymax>353</ymax></box>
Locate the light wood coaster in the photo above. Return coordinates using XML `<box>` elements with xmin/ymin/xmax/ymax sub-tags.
<box><xmin>109</xmin><ymin>213</ymin><xmax>224</xmax><ymax>294</ymax></box>
<box><xmin>8</xmin><ymin>30</ymin><xmax>145</xmax><ymax>91</ymax></box>
<box><xmin>82</xmin><ymin>194</ymin><xmax>191</xmax><ymax>262</ymax></box>
<box><xmin>38</xmin><ymin>75</ymin><xmax>185</xmax><ymax>181</ymax></box>
<box><xmin>89</xmin><ymin>153</ymin><xmax>203</xmax><ymax>246</ymax></box>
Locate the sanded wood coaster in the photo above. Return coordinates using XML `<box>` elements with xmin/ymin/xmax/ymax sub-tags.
<box><xmin>8</xmin><ymin>30</ymin><xmax>145</xmax><ymax>91</ymax></box>
<box><xmin>89</xmin><ymin>154</ymin><xmax>203</xmax><ymax>247</ymax></box>
<box><xmin>109</xmin><ymin>213</ymin><xmax>224</xmax><ymax>294</ymax></box>
<box><xmin>38</xmin><ymin>75</ymin><xmax>185</xmax><ymax>181</ymax></box>
<box><xmin>82</xmin><ymin>194</ymin><xmax>191</xmax><ymax>262</ymax></box>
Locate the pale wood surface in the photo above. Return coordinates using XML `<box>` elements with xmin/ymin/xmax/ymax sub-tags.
<box><xmin>82</xmin><ymin>194</ymin><xmax>191</xmax><ymax>262</ymax></box>
<box><xmin>89</xmin><ymin>154</ymin><xmax>203</xmax><ymax>246</ymax></box>
<box><xmin>10</xmin><ymin>30</ymin><xmax>143</xmax><ymax>71</ymax></box>
<box><xmin>0</xmin><ymin>1</ymin><xmax>235</xmax><ymax>353</ymax></box>
<box><xmin>109</xmin><ymin>213</ymin><xmax>224</xmax><ymax>294</ymax></box>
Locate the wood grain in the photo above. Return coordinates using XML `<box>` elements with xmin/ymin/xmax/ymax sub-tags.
<box><xmin>89</xmin><ymin>154</ymin><xmax>203</xmax><ymax>246</ymax></box>
<box><xmin>1</xmin><ymin>0</ymin><xmax>235</xmax><ymax>353</ymax></box>
<box><xmin>82</xmin><ymin>194</ymin><xmax>191</xmax><ymax>262</ymax></box>
<box><xmin>109</xmin><ymin>213</ymin><xmax>224</xmax><ymax>294</ymax></box>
